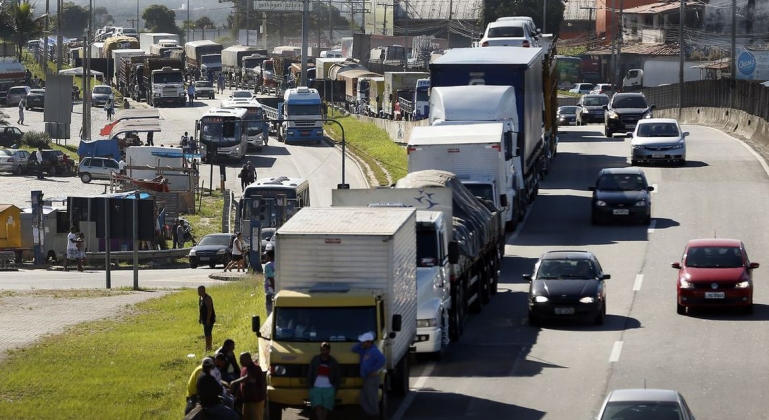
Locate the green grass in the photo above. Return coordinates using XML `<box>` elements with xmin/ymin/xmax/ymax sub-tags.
<box><xmin>0</xmin><ymin>280</ymin><xmax>267</xmax><ymax>419</ymax></box>
<box><xmin>183</xmin><ymin>189</ymin><xmax>225</xmax><ymax>239</ymax></box>
<box><xmin>324</xmin><ymin>112</ymin><xmax>408</xmax><ymax>186</ymax></box>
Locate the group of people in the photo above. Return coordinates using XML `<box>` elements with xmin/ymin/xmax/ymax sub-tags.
<box><xmin>238</xmin><ymin>162</ymin><xmax>257</xmax><ymax>191</ymax></box>
<box><xmin>64</xmin><ymin>226</ymin><xmax>87</xmax><ymax>272</ymax></box>
<box><xmin>185</xmin><ymin>337</ymin><xmax>267</xmax><ymax>420</ymax></box>
<box><xmin>173</xmin><ymin>219</ymin><xmax>195</xmax><ymax>249</ymax></box>
<box><xmin>180</xmin><ymin>132</ymin><xmax>198</xmax><ymax>154</ymax></box>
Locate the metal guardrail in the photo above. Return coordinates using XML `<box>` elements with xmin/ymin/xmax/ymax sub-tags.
<box><xmin>85</xmin><ymin>248</ymin><xmax>190</xmax><ymax>262</ymax></box>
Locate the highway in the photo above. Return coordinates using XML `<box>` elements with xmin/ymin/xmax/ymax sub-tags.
<box><xmin>309</xmin><ymin>123</ymin><xmax>769</xmax><ymax>420</ymax></box>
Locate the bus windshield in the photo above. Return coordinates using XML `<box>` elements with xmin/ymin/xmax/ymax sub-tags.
<box><xmin>200</xmin><ymin>117</ymin><xmax>240</xmax><ymax>143</ymax></box>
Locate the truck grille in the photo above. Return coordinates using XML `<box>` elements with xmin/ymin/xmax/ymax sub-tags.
<box><xmin>278</xmin><ymin>363</ymin><xmax>360</xmax><ymax>378</ymax></box>
<box><xmin>293</xmin><ymin>120</ymin><xmax>316</xmax><ymax>128</ymax></box>
<box><xmin>162</xmin><ymin>86</ymin><xmax>179</xmax><ymax>96</ymax></box>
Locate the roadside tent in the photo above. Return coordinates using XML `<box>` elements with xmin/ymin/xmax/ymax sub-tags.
<box><xmin>58</xmin><ymin>67</ymin><xmax>105</xmax><ymax>83</ymax></box>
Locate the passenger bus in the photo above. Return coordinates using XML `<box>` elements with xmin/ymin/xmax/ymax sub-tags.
<box><xmin>555</xmin><ymin>56</ymin><xmax>582</xmax><ymax>90</ymax></box>
<box><xmin>220</xmin><ymin>99</ymin><xmax>269</xmax><ymax>150</ymax></box>
<box><xmin>238</xmin><ymin>176</ymin><xmax>310</xmax><ymax>257</ymax></box>
<box><xmin>195</xmin><ymin>108</ymin><xmax>248</xmax><ymax>162</ymax></box>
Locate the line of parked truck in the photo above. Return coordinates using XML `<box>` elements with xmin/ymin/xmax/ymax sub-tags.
<box><xmin>250</xmin><ymin>29</ymin><xmax>561</xmax><ymax>420</ymax></box>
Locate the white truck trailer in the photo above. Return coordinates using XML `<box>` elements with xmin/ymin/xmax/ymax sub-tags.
<box><xmin>139</xmin><ymin>33</ymin><xmax>180</xmax><ymax>54</ymax></box>
<box><xmin>253</xmin><ymin>206</ymin><xmax>417</xmax><ymax>420</ymax></box>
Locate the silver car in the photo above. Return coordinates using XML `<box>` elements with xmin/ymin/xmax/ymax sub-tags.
<box><xmin>78</xmin><ymin>156</ymin><xmax>120</xmax><ymax>183</ymax></box>
<box><xmin>91</xmin><ymin>85</ymin><xmax>113</xmax><ymax>107</ymax></box>
<box><xmin>596</xmin><ymin>389</ymin><xmax>696</xmax><ymax>420</ymax></box>
<box><xmin>630</xmin><ymin>118</ymin><xmax>688</xmax><ymax>166</ymax></box>
<box><xmin>0</xmin><ymin>149</ymin><xmax>31</xmax><ymax>175</ymax></box>
<box><xmin>6</xmin><ymin>86</ymin><xmax>30</xmax><ymax>107</ymax></box>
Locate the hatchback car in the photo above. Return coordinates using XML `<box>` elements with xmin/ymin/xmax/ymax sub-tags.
<box><xmin>596</xmin><ymin>389</ymin><xmax>696</xmax><ymax>420</ymax></box>
<box><xmin>189</xmin><ymin>233</ymin><xmax>237</xmax><ymax>268</ymax></box>
<box><xmin>524</xmin><ymin>250</ymin><xmax>610</xmax><ymax>326</ymax></box>
<box><xmin>78</xmin><ymin>156</ymin><xmax>120</xmax><ymax>183</ymax></box>
<box><xmin>0</xmin><ymin>149</ymin><xmax>31</xmax><ymax>175</ymax></box>
<box><xmin>673</xmin><ymin>238</ymin><xmax>759</xmax><ymax>315</ymax></box>
<box><xmin>0</xmin><ymin>126</ymin><xmax>23</xmax><ymax>147</ymax></box>
<box><xmin>590</xmin><ymin>168</ymin><xmax>653</xmax><ymax>225</ymax></box>
<box><xmin>576</xmin><ymin>94</ymin><xmax>609</xmax><ymax>125</ymax></box>
<box><xmin>590</xmin><ymin>83</ymin><xmax>615</xmax><ymax>96</ymax></box>
<box><xmin>479</xmin><ymin>20</ymin><xmax>538</xmax><ymax>47</ymax></box>
<box><xmin>569</xmin><ymin>83</ymin><xmax>593</xmax><ymax>95</ymax></box>
<box><xmin>91</xmin><ymin>85</ymin><xmax>113</xmax><ymax>107</ymax></box>
<box><xmin>6</xmin><ymin>86</ymin><xmax>30</xmax><ymax>107</ymax></box>
<box><xmin>25</xmin><ymin>89</ymin><xmax>45</xmax><ymax>110</ymax></box>
<box><xmin>556</xmin><ymin>106</ymin><xmax>579</xmax><ymax>126</ymax></box>
<box><xmin>630</xmin><ymin>118</ymin><xmax>688</xmax><ymax>166</ymax></box>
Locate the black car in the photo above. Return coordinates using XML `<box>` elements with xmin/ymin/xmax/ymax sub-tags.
<box><xmin>556</xmin><ymin>106</ymin><xmax>578</xmax><ymax>126</ymax></box>
<box><xmin>590</xmin><ymin>167</ymin><xmax>653</xmax><ymax>225</ymax></box>
<box><xmin>188</xmin><ymin>233</ymin><xmax>236</xmax><ymax>268</ymax></box>
<box><xmin>576</xmin><ymin>94</ymin><xmax>609</xmax><ymax>125</ymax></box>
<box><xmin>524</xmin><ymin>250</ymin><xmax>610</xmax><ymax>326</ymax></box>
<box><xmin>27</xmin><ymin>149</ymin><xmax>76</xmax><ymax>176</ymax></box>
<box><xmin>25</xmin><ymin>89</ymin><xmax>45</xmax><ymax>110</ymax></box>
<box><xmin>0</xmin><ymin>126</ymin><xmax>23</xmax><ymax>147</ymax></box>
<box><xmin>603</xmin><ymin>92</ymin><xmax>655</xmax><ymax>137</ymax></box>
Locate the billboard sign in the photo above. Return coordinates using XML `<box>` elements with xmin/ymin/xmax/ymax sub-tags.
<box><xmin>253</xmin><ymin>1</ymin><xmax>311</xmax><ymax>12</ymax></box>
<box><xmin>736</xmin><ymin>47</ymin><xmax>769</xmax><ymax>80</ymax></box>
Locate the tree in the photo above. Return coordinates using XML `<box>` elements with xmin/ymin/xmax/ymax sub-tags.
<box><xmin>6</xmin><ymin>0</ymin><xmax>45</xmax><ymax>61</ymax></box>
<box><xmin>93</xmin><ymin>6</ymin><xmax>114</xmax><ymax>29</ymax></box>
<box><xmin>483</xmin><ymin>0</ymin><xmax>565</xmax><ymax>37</ymax></box>
<box><xmin>195</xmin><ymin>16</ymin><xmax>215</xmax><ymax>29</ymax></box>
<box><xmin>58</xmin><ymin>2</ymin><xmax>89</xmax><ymax>38</ymax></box>
<box><xmin>142</xmin><ymin>4</ymin><xmax>179</xmax><ymax>33</ymax></box>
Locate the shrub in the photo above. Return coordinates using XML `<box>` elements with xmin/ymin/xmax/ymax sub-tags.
<box><xmin>21</xmin><ymin>131</ymin><xmax>52</xmax><ymax>148</ymax></box>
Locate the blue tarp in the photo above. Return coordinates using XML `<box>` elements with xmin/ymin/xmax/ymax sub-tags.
<box><xmin>77</xmin><ymin>138</ymin><xmax>121</xmax><ymax>160</ymax></box>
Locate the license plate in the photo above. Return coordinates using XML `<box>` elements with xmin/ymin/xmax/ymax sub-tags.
<box><xmin>199</xmin><ymin>257</ymin><xmax>209</xmax><ymax>261</ymax></box>
<box><xmin>555</xmin><ymin>307</ymin><xmax>575</xmax><ymax>315</ymax></box>
<box><xmin>613</xmin><ymin>209</ymin><xmax>630</xmax><ymax>215</ymax></box>
<box><xmin>300</xmin><ymin>131</ymin><xmax>310</xmax><ymax>136</ymax></box>
<box><xmin>652</xmin><ymin>154</ymin><xmax>665</xmax><ymax>158</ymax></box>
<box><xmin>705</xmin><ymin>292</ymin><xmax>725</xmax><ymax>299</ymax></box>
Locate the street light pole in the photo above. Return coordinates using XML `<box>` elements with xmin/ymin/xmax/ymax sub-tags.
<box><xmin>678</xmin><ymin>0</ymin><xmax>685</xmax><ymax>117</ymax></box>
<box><xmin>543</xmin><ymin>0</ymin><xmax>546</xmax><ymax>34</ymax></box>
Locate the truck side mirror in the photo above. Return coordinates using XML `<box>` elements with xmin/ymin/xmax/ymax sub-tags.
<box><xmin>391</xmin><ymin>314</ymin><xmax>402</xmax><ymax>332</ymax></box>
<box><xmin>500</xmin><ymin>194</ymin><xmax>508</xmax><ymax>208</ymax></box>
<box><xmin>650</xmin><ymin>104</ymin><xmax>657</xmax><ymax>110</ymax></box>
<box><xmin>448</xmin><ymin>241</ymin><xmax>460</xmax><ymax>264</ymax></box>
<box><xmin>251</xmin><ymin>315</ymin><xmax>261</xmax><ymax>336</ymax></box>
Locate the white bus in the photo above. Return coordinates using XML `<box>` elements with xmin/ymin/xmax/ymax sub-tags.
<box><xmin>195</xmin><ymin>108</ymin><xmax>248</xmax><ymax>162</ymax></box>
<box><xmin>220</xmin><ymin>99</ymin><xmax>269</xmax><ymax>150</ymax></box>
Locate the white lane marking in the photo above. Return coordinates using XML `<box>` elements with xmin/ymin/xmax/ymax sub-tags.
<box><xmin>609</xmin><ymin>341</ymin><xmax>624</xmax><ymax>363</ymax></box>
<box><xmin>647</xmin><ymin>219</ymin><xmax>656</xmax><ymax>233</ymax></box>
<box><xmin>651</xmin><ymin>183</ymin><xmax>659</xmax><ymax>193</ymax></box>
<box><xmin>391</xmin><ymin>361</ymin><xmax>437</xmax><ymax>420</ymax></box>
<box><xmin>633</xmin><ymin>274</ymin><xmax>644</xmax><ymax>291</ymax></box>
<box><xmin>700</xmin><ymin>125</ymin><xmax>769</xmax><ymax>176</ymax></box>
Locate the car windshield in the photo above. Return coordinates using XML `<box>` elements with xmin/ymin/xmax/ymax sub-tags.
<box><xmin>261</xmin><ymin>229</ymin><xmax>275</xmax><ymax>241</ymax></box>
<box><xmin>637</xmin><ymin>123</ymin><xmax>680</xmax><ymax>137</ymax></box>
<box><xmin>597</xmin><ymin>174</ymin><xmax>647</xmax><ymax>191</ymax></box>
<box><xmin>93</xmin><ymin>86</ymin><xmax>111</xmax><ymax>94</ymax></box>
<box><xmin>536</xmin><ymin>259</ymin><xmax>598</xmax><ymax>280</ymax></box>
<box><xmin>601</xmin><ymin>401</ymin><xmax>684</xmax><ymax>420</ymax></box>
<box><xmin>685</xmin><ymin>246</ymin><xmax>744</xmax><ymax>268</ymax></box>
<box><xmin>197</xmin><ymin>235</ymin><xmax>232</xmax><ymax>246</ymax></box>
<box><xmin>559</xmin><ymin>106</ymin><xmax>579</xmax><ymax>114</ymax></box>
<box><xmin>613</xmin><ymin>96</ymin><xmax>648</xmax><ymax>108</ymax></box>
<box><xmin>273</xmin><ymin>307</ymin><xmax>377</xmax><ymax>342</ymax></box>
<box><xmin>584</xmin><ymin>96</ymin><xmax>609</xmax><ymax>106</ymax></box>
<box><xmin>0</xmin><ymin>150</ymin><xmax>13</xmax><ymax>157</ymax></box>
<box><xmin>489</xmin><ymin>26</ymin><xmax>525</xmax><ymax>38</ymax></box>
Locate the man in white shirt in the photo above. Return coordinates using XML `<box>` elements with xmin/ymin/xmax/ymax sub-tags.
<box><xmin>36</xmin><ymin>147</ymin><xmax>44</xmax><ymax>179</ymax></box>
<box><xmin>64</xmin><ymin>226</ymin><xmax>80</xmax><ymax>271</ymax></box>
<box><xmin>118</xmin><ymin>157</ymin><xmax>126</xmax><ymax>175</ymax></box>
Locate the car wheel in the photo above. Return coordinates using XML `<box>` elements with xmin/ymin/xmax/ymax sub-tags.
<box><xmin>14</xmin><ymin>165</ymin><xmax>23</xmax><ymax>175</ymax></box>
<box><xmin>190</xmin><ymin>263</ymin><xmax>198</xmax><ymax>269</ymax></box>
<box><xmin>679</xmin><ymin>159</ymin><xmax>686</xmax><ymax>167</ymax></box>
<box><xmin>208</xmin><ymin>263</ymin><xmax>216</xmax><ymax>269</ymax></box>
<box><xmin>676</xmin><ymin>303</ymin><xmax>686</xmax><ymax>315</ymax></box>
<box><xmin>744</xmin><ymin>304</ymin><xmax>753</xmax><ymax>315</ymax></box>
<box><xmin>81</xmin><ymin>173</ymin><xmax>92</xmax><ymax>183</ymax></box>
<box><xmin>595</xmin><ymin>304</ymin><xmax>606</xmax><ymax>325</ymax></box>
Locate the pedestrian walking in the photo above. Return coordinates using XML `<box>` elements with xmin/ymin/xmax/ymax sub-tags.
<box><xmin>176</xmin><ymin>220</ymin><xmax>187</xmax><ymax>249</ymax></box>
<box><xmin>263</xmin><ymin>249</ymin><xmax>275</xmax><ymax>315</ymax></box>
<box><xmin>223</xmin><ymin>232</ymin><xmax>245</xmax><ymax>272</ymax></box>
<box><xmin>105</xmin><ymin>96</ymin><xmax>114</xmax><ymax>121</ymax></box>
<box><xmin>35</xmin><ymin>147</ymin><xmax>44</xmax><ymax>179</ymax></box>
<box><xmin>246</xmin><ymin>161</ymin><xmax>256</xmax><ymax>185</ymax></box>
<box><xmin>17</xmin><ymin>97</ymin><xmax>25</xmax><ymax>124</ymax></box>
<box><xmin>218</xmin><ymin>72</ymin><xmax>225</xmax><ymax>94</ymax></box>
<box><xmin>239</xmin><ymin>164</ymin><xmax>248</xmax><ymax>191</ymax></box>
<box><xmin>146</xmin><ymin>131</ymin><xmax>154</xmax><ymax>146</ymax></box>
<box><xmin>187</xmin><ymin>83</ymin><xmax>195</xmax><ymax>107</ymax></box>
<box><xmin>198</xmin><ymin>285</ymin><xmax>216</xmax><ymax>352</ymax></box>
<box><xmin>307</xmin><ymin>342</ymin><xmax>340</xmax><ymax>420</ymax></box>
<box><xmin>76</xmin><ymin>232</ymin><xmax>87</xmax><ymax>271</ymax></box>
<box><xmin>352</xmin><ymin>332</ymin><xmax>386</xmax><ymax>417</ymax></box>
<box><xmin>63</xmin><ymin>226</ymin><xmax>80</xmax><ymax>272</ymax></box>
<box><xmin>118</xmin><ymin>156</ymin><xmax>126</xmax><ymax>175</ymax></box>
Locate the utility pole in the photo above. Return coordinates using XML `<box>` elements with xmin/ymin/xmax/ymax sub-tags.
<box><xmin>56</xmin><ymin>0</ymin><xmax>63</xmax><ymax>72</ymax></box>
<box><xmin>610</xmin><ymin>0</ymin><xmax>616</xmax><ymax>85</ymax></box>
<box><xmin>447</xmin><ymin>0</ymin><xmax>452</xmax><ymax>47</ymax></box>
<box><xmin>730</xmin><ymin>0</ymin><xmax>736</xmax><ymax>109</ymax></box>
<box><xmin>614</xmin><ymin>0</ymin><xmax>623</xmax><ymax>86</ymax></box>
<box><xmin>137</xmin><ymin>0</ymin><xmax>140</xmax><ymax>31</ymax></box>
<box><xmin>187</xmin><ymin>0</ymin><xmax>191</xmax><ymax>41</ymax></box>
<box><xmin>127</xmin><ymin>18</ymin><xmax>138</xmax><ymax>29</ymax></box>
<box><xmin>43</xmin><ymin>0</ymin><xmax>49</xmax><ymax>73</ymax></box>
<box><xmin>403</xmin><ymin>0</ymin><xmax>408</xmax><ymax>70</ymax></box>
<box><xmin>678</xmin><ymin>0</ymin><xmax>684</xmax><ymax>117</ymax></box>
<box><xmin>246</xmin><ymin>0</ymin><xmax>250</xmax><ymax>46</ymax></box>
<box><xmin>329</xmin><ymin>0</ymin><xmax>334</xmax><ymax>46</ymax></box>
<box><xmin>301</xmin><ymin>0</ymin><xmax>309</xmax><ymax>86</ymax></box>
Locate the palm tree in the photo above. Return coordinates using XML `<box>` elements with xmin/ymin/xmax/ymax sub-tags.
<box><xmin>7</xmin><ymin>0</ymin><xmax>45</xmax><ymax>62</ymax></box>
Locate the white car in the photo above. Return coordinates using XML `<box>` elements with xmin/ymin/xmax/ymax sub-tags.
<box><xmin>0</xmin><ymin>149</ymin><xmax>31</xmax><ymax>175</ymax></box>
<box><xmin>479</xmin><ymin>20</ymin><xmax>538</xmax><ymax>48</ymax></box>
<box><xmin>260</xmin><ymin>227</ymin><xmax>276</xmax><ymax>251</ymax></box>
<box><xmin>230</xmin><ymin>90</ymin><xmax>255</xmax><ymax>100</ymax></box>
<box><xmin>569</xmin><ymin>83</ymin><xmax>594</xmax><ymax>95</ymax></box>
<box><xmin>629</xmin><ymin>118</ymin><xmax>688</xmax><ymax>166</ymax></box>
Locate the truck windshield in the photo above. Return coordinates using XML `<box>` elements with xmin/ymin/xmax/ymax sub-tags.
<box><xmin>464</xmin><ymin>183</ymin><xmax>494</xmax><ymax>203</ymax></box>
<box><xmin>287</xmin><ymin>104</ymin><xmax>321</xmax><ymax>116</ymax></box>
<box><xmin>201</xmin><ymin>55</ymin><xmax>221</xmax><ymax>65</ymax></box>
<box><xmin>416</xmin><ymin>229</ymin><xmax>440</xmax><ymax>267</ymax></box>
<box><xmin>243</xmin><ymin>58</ymin><xmax>264</xmax><ymax>68</ymax></box>
<box><xmin>153</xmin><ymin>72</ymin><xmax>183</xmax><ymax>84</ymax></box>
<box><xmin>273</xmin><ymin>307</ymin><xmax>377</xmax><ymax>342</ymax></box>
<box><xmin>416</xmin><ymin>90</ymin><xmax>429</xmax><ymax>102</ymax></box>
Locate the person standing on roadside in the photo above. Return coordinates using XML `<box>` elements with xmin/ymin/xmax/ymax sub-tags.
<box><xmin>35</xmin><ymin>147</ymin><xmax>44</xmax><ymax>179</ymax></box>
<box><xmin>198</xmin><ymin>286</ymin><xmax>216</xmax><ymax>352</ymax></box>
<box><xmin>246</xmin><ymin>161</ymin><xmax>256</xmax><ymax>185</ymax></box>
<box><xmin>264</xmin><ymin>249</ymin><xmax>275</xmax><ymax>314</ymax></box>
<box><xmin>239</xmin><ymin>164</ymin><xmax>249</xmax><ymax>191</ymax></box>
<box><xmin>104</xmin><ymin>96</ymin><xmax>114</xmax><ymax>121</ymax></box>
<box><xmin>63</xmin><ymin>226</ymin><xmax>79</xmax><ymax>272</ymax></box>
<box><xmin>146</xmin><ymin>131</ymin><xmax>154</xmax><ymax>146</ymax></box>
<box><xmin>352</xmin><ymin>332</ymin><xmax>386</xmax><ymax>417</ymax></box>
<box><xmin>307</xmin><ymin>342</ymin><xmax>340</xmax><ymax>420</ymax></box>
<box><xmin>218</xmin><ymin>72</ymin><xmax>225</xmax><ymax>94</ymax></box>
<box><xmin>187</xmin><ymin>83</ymin><xmax>195</xmax><ymax>107</ymax></box>
<box><xmin>230</xmin><ymin>352</ymin><xmax>266</xmax><ymax>420</ymax></box>
<box><xmin>176</xmin><ymin>220</ymin><xmax>187</xmax><ymax>249</ymax></box>
<box><xmin>17</xmin><ymin>97</ymin><xmax>25</xmax><ymax>125</ymax></box>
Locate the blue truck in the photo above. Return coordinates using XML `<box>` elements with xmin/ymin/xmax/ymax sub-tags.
<box><xmin>259</xmin><ymin>87</ymin><xmax>324</xmax><ymax>144</ymax></box>
<box><xmin>429</xmin><ymin>46</ymin><xmax>549</xmax><ymax>203</ymax></box>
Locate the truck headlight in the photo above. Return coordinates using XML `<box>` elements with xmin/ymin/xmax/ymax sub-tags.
<box><xmin>189</xmin><ymin>249</ymin><xmax>196</xmax><ymax>256</ymax></box>
<box><xmin>417</xmin><ymin>318</ymin><xmax>438</xmax><ymax>328</ymax></box>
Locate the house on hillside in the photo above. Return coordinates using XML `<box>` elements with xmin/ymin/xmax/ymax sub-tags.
<box><xmin>559</xmin><ymin>0</ymin><xmax>598</xmax><ymax>42</ymax></box>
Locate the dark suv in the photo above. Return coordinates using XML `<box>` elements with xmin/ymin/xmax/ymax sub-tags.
<box><xmin>27</xmin><ymin>149</ymin><xmax>76</xmax><ymax>176</ymax></box>
<box><xmin>0</xmin><ymin>126</ymin><xmax>23</xmax><ymax>147</ymax></box>
<box><xmin>603</xmin><ymin>93</ymin><xmax>655</xmax><ymax>137</ymax></box>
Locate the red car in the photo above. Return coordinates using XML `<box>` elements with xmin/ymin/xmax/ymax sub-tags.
<box><xmin>673</xmin><ymin>238</ymin><xmax>759</xmax><ymax>315</ymax></box>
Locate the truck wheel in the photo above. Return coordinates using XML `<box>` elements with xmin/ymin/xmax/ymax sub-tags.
<box><xmin>449</xmin><ymin>287</ymin><xmax>464</xmax><ymax>342</ymax></box>
<box><xmin>267</xmin><ymin>401</ymin><xmax>283</xmax><ymax>420</ymax></box>
<box><xmin>490</xmin><ymin>254</ymin><xmax>500</xmax><ymax>295</ymax></box>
